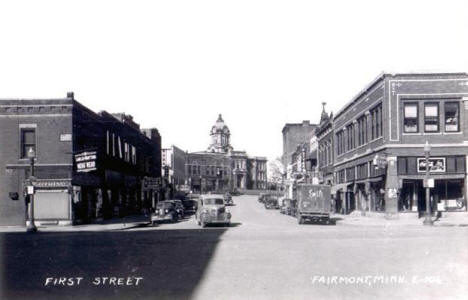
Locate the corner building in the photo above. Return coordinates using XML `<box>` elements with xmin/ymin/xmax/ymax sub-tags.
<box><xmin>333</xmin><ymin>72</ymin><xmax>468</xmax><ymax>217</ymax></box>
<box><xmin>0</xmin><ymin>93</ymin><xmax>161</xmax><ymax>226</ymax></box>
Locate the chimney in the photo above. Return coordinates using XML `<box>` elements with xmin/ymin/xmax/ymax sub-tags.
<box><xmin>67</xmin><ymin>92</ymin><xmax>74</xmax><ymax>100</ymax></box>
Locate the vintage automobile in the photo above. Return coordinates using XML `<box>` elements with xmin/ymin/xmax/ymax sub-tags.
<box><xmin>281</xmin><ymin>199</ymin><xmax>297</xmax><ymax>216</ymax></box>
<box><xmin>196</xmin><ymin>194</ymin><xmax>231</xmax><ymax>227</ymax></box>
<box><xmin>182</xmin><ymin>199</ymin><xmax>198</xmax><ymax>214</ymax></box>
<box><xmin>151</xmin><ymin>201</ymin><xmax>179</xmax><ymax>224</ymax></box>
<box><xmin>280</xmin><ymin>198</ymin><xmax>292</xmax><ymax>214</ymax></box>
<box><xmin>224</xmin><ymin>192</ymin><xmax>233</xmax><ymax>206</ymax></box>
<box><xmin>258</xmin><ymin>193</ymin><xmax>268</xmax><ymax>203</ymax></box>
<box><xmin>264</xmin><ymin>196</ymin><xmax>279</xmax><ymax>209</ymax></box>
<box><xmin>296</xmin><ymin>184</ymin><xmax>331</xmax><ymax>224</ymax></box>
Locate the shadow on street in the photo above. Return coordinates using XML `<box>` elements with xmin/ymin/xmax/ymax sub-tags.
<box><xmin>0</xmin><ymin>229</ymin><xmax>227</xmax><ymax>300</ymax></box>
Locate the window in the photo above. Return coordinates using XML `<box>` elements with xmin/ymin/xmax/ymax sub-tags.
<box><xmin>21</xmin><ymin>129</ymin><xmax>36</xmax><ymax>158</ymax></box>
<box><xmin>357</xmin><ymin>115</ymin><xmax>367</xmax><ymax>146</ymax></box>
<box><xmin>404</xmin><ymin>103</ymin><xmax>418</xmax><ymax>133</ymax></box>
<box><xmin>124</xmin><ymin>143</ymin><xmax>130</xmax><ymax>162</ymax></box>
<box><xmin>131</xmin><ymin>146</ymin><xmax>137</xmax><ymax>164</ymax></box>
<box><xmin>424</xmin><ymin>103</ymin><xmax>439</xmax><ymax>132</ymax></box>
<box><xmin>346</xmin><ymin>124</ymin><xmax>354</xmax><ymax>151</ymax></box>
<box><xmin>445</xmin><ymin>102</ymin><xmax>459</xmax><ymax>132</ymax></box>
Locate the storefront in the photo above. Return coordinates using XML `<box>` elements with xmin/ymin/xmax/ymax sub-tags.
<box><xmin>397</xmin><ymin>155</ymin><xmax>467</xmax><ymax>214</ymax></box>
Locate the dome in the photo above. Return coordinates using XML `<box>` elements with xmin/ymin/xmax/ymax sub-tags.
<box><xmin>212</xmin><ymin>114</ymin><xmax>229</xmax><ymax>133</ymax></box>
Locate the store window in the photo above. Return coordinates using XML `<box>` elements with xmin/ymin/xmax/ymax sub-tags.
<box><xmin>424</xmin><ymin>103</ymin><xmax>439</xmax><ymax>132</ymax></box>
<box><xmin>445</xmin><ymin>102</ymin><xmax>459</xmax><ymax>132</ymax></box>
<box><xmin>404</xmin><ymin>103</ymin><xmax>418</xmax><ymax>133</ymax></box>
<box><xmin>21</xmin><ymin>128</ymin><xmax>36</xmax><ymax>158</ymax></box>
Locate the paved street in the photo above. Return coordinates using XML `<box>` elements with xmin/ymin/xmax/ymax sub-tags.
<box><xmin>1</xmin><ymin>195</ymin><xmax>467</xmax><ymax>300</ymax></box>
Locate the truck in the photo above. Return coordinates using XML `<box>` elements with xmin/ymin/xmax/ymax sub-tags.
<box><xmin>295</xmin><ymin>184</ymin><xmax>331</xmax><ymax>225</ymax></box>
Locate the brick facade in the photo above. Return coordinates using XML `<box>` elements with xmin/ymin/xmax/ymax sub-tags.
<box><xmin>0</xmin><ymin>93</ymin><xmax>161</xmax><ymax>226</ymax></box>
<box><xmin>332</xmin><ymin>73</ymin><xmax>468</xmax><ymax>216</ymax></box>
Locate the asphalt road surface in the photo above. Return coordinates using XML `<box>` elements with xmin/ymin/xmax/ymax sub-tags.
<box><xmin>1</xmin><ymin>195</ymin><xmax>467</xmax><ymax>300</ymax></box>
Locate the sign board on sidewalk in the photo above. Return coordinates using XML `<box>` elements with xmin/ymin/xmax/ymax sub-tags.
<box><xmin>27</xmin><ymin>186</ymin><xmax>34</xmax><ymax>195</ymax></box>
<box><xmin>75</xmin><ymin>151</ymin><xmax>97</xmax><ymax>173</ymax></box>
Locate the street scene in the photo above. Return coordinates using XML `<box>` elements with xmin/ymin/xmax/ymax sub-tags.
<box><xmin>1</xmin><ymin>194</ymin><xmax>467</xmax><ymax>300</ymax></box>
<box><xmin>1</xmin><ymin>1</ymin><xmax>468</xmax><ymax>300</ymax></box>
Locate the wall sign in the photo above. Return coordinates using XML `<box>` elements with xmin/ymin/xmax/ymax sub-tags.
<box><xmin>417</xmin><ymin>157</ymin><xmax>446</xmax><ymax>173</ymax></box>
<box><xmin>75</xmin><ymin>151</ymin><xmax>97</xmax><ymax>173</ymax></box>
<box><xmin>60</xmin><ymin>133</ymin><xmax>72</xmax><ymax>142</ymax></box>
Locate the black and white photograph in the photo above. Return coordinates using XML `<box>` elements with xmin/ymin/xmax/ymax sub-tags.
<box><xmin>0</xmin><ymin>1</ymin><xmax>467</xmax><ymax>300</ymax></box>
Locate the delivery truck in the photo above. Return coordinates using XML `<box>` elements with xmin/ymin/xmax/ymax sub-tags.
<box><xmin>295</xmin><ymin>184</ymin><xmax>331</xmax><ymax>225</ymax></box>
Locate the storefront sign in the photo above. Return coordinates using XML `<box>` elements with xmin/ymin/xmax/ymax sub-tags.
<box><xmin>142</xmin><ymin>177</ymin><xmax>161</xmax><ymax>189</ymax></box>
<box><xmin>417</xmin><ymin>157</ymin><xmax>445</xmax><ymax>173</ymax></box>
<box><xmin>75</xmin><ymin>151</ymin><xmax>97</xmax><ymax>173</ymax></box>
<box><xmin>32</xmin><ymin>180</ymin><xmax>70</xmax><ymax>188</ymax></box>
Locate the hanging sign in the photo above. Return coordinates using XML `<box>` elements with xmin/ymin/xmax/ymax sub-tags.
<box><xmin>75</xmin><ymin>151</ymin><xmax>97</xmax><ymax>173</ymax></box>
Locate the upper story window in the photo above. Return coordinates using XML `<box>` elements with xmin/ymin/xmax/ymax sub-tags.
<box><xmin>370</xmin><ymin>103</ymin><xmax>383</xmax><ymax>139</ymax></box>
<box><xmin>445</xmin><ymin>102</ymin><xmax>459</xmax><ymax>132</ymax></box>
<box><xmin>346</xmin><ymin>124</ymin><xmax>354</xmax><ymax>151</ymax></box>
<box><xmin>131</xmin><ymin>146</ymin><xmax>137</xmax><ymax>164</ymax></box>
<box><xmin>124</xmin><ymin>142</ymin><xmax>130</xmax><ymax>162</ymax></box>
<box><xmin>357</xmin><ymin>115</ymin><xmax>367</xmax><ymax>146</ymax></box>
<box><xmin>403</xmin><ymin>103</ymin><xmax>418</xmax><ymax>133</ymax></box>
<box><xmin>21</xmin><ymin>128</ymin><xmax>36</xmax><ymax>158</ymax></box>
<box><xmin>424</xmin><ymin>103</ymin><xmax>439</xmax><ymax>132</ymax></box>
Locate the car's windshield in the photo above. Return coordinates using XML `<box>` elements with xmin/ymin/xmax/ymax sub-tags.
<box><xmin>204</xmin><ymin>198</ymin><xmax>224</xmax><ymax>205</ymax></box>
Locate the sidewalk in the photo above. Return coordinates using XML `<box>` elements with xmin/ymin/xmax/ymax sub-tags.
<box><xmin>333</xmin><ymin>211</ymin><xmax>468</xmax><ymax>227</ymax></box>
<box><xmin>0</xmin><ymin>215</ymin><xmax>151</xmax><ymax>233</ymax></box>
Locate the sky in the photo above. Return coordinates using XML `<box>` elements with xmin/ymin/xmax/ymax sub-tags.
<box><xmin>1</xmin><ymin>0</ymin><xmax>467</xmax><ymax>161</ymax></box>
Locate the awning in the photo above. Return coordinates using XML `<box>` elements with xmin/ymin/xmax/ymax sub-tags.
<box><xmin>331</xmin><ymin>183</ymin><xmax>352</xmax><ymax>194</ymax></box>
<box><xmin>354</xmin><ymin>177</ymin><xmax>384</xmax><ymax>184</ymax></box>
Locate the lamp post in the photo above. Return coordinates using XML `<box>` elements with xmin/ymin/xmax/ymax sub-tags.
<box><xmin>423</xmin><ymin>141</ymin><xmax>433</xmax><ymax>226</ymax></box>
<box><xmin>26</xmin><ymin>147</ymin><xmax>37</xmax><ymax>232</ymax></box>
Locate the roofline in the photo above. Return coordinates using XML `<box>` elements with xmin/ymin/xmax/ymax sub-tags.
<box><xmin>333</xmin><ymin>71</ymin><xmax>468</xmax><ymax>120</ymax></box>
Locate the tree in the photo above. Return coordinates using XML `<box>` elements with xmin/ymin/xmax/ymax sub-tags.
<box><xmin>267</xmin><ymin>157</ymin><xmax>285</xmax><ymax>186</ymax></box>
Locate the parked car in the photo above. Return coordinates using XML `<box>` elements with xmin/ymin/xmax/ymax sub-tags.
<box><xmin>151</xmin><ymin>201</ymin><xmax>179</xmax><ymax>224</ymax></box>
<box><xmin>258</xmin><ymin>193</ymin><xmax>268</xmax><ymax>203</ymax></box>
<box><xmin>224</xmin><ymin>192</ymin><xmax>233</xmax><ymax>206</ymax></box>
<box><xmin>289</xmin><ymin>199</ymin><xmax>298</xmax><ymax>217</ymax></box>
<box><xmin>182</xmin><ymin>199</ymin><xmax>198</xmax><ymax>214</ymax></box>
<box><xmin>280</xmin><ymin>198</ymin><xmax>292</xmax><ymax>214</ymax></box>
<box><xmin>196</xmin><ymin>194</ymin><xmax>231</xmax><ymax>227</ymax></box>
<box><xmin>281</xmin><ymin>198</ymin><xmax>297</xmax><ymax>216</ymax></box>
<box><xmin>231</xmin><ymin>189</ymin><xmax>242</xmax><ymax>196</ymax></box>
<box><xmin>264</xmin><ymin>196</ymin><xmax>279</xmax><ymax>209</ymax></box>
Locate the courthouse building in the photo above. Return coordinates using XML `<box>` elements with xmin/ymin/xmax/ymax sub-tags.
<box><xmin>333</xmin><ymin>72</ymin><xmax>468</xmax><ymax>217</ymax></box>
<box><xmin>0</xmin><ymin>93</ymin><xmax>161</xmax><ymax>226</ymax></box>
<box><xmin>186</xmin><ymin>114</ymin><xmax>267</xmax><ymax>192</ymax></box>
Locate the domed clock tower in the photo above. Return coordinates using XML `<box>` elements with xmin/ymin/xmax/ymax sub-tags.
<box><xmin>208</xmin><ymin>114</ymin><xmax>233</xmax><ymax>153</ymax></box>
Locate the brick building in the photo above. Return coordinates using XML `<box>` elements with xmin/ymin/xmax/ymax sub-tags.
<box><xmin>162</xmin><ymin>145</ymin><xmax>187</xmax><ymax>188</ymax></box>
<box><xmin>0</xmin><ymin>93</ymin><xmax>161</xmax><ymax>226</ymax></box>
<box><xmin>333</xmin><ymin>72</ymin><xmax>468</xmax><ymax>217</ymax></box>
<box><xmin>282</xmin><ymin>121</ymin><xmax>317</xmax><ymax>169</ymax></box>
<box><xmin>186</xmin><ymin>114</ymin><xmax>267</xmax><ymax>192</ymax></box>
<box><xmin>316</xmin><ymin>103</ymin><xmax>334</xmax><ymax>186</ymax></box>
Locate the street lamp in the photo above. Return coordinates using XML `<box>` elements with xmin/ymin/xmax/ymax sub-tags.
<box><xmin>423</xmin><ymin>141</ymin><xmax>433</xmax><ymax>226</ymax></box>
<box><xmin>26</xmin><ymin>147</ymin><xmax>37</xmax><ymax>232</ymax></box>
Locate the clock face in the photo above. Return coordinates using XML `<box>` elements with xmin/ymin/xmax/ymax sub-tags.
<box><xmin>211</xmin><ymin>127</ymin><xmax>217</xmax><ymax>134</ymax></box>
<box><xmin>223</xmin><ymin>128</ymin><xmax>229</xmax><ymax>134</ymax></box>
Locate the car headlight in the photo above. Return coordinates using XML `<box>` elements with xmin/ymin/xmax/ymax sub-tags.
<box><xmin>165</xmin><ymin>209</ymin><xmax>169</xmax><ymax>213</ymax></box>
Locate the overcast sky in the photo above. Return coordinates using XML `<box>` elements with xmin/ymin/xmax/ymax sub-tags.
<box><xmin>1</xmin><ymin>0</ymin><xmax>467</xmax><ymax>161</ymax></box>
